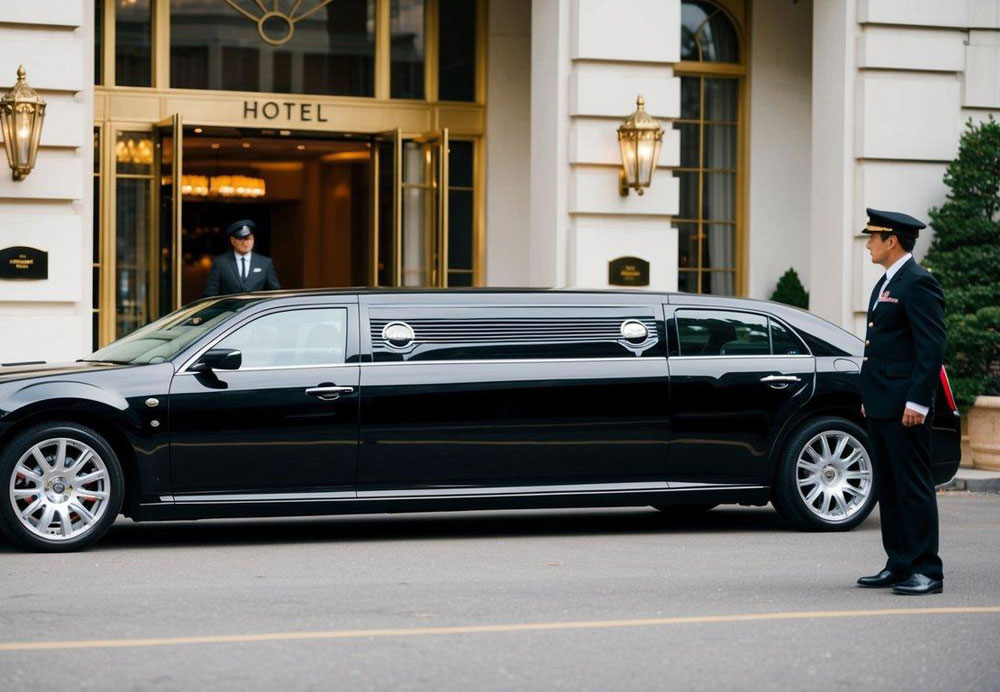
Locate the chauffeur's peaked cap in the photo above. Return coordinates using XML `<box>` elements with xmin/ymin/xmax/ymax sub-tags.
<box><xmin>226</xmin><ymin>219</ymin><xmax>256</xmax><ymax>238</ymax></box>
<box><xmin>862</xmin><ymin>208</ymin><xmax>926</xmax><ymax>238</ymax></box>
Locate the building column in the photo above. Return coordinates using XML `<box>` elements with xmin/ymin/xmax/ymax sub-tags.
<box><xmin>530</xmin><ymin>0</ymin><xmax>682</xmax><ymax>291</ymax></box>
<box><xmin>809</xmin><ymin>0</ymin><xmax>857</xmax><ymax>328</ymax></box>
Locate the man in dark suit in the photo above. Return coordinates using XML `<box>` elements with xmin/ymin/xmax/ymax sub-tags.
<box><xmin>203</xmin><ymin>219</ymin><xmax>281</xmax><ymax>297</ymax></box>
<box><xmin>856</xmin><ymin>208</ymin><xmax>947</xmax><ymax>596</ymax></box>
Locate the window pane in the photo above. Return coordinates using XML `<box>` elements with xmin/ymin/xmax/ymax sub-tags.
<box><xmin>449</xmin><ymin>140</ymin><xmax>473</xmax><ymax>187</ymax></box>
<box><xmin>702</xmin><ymin>172</ymin><xmax>734</xmax><ymax>221</ymax></box>
<box><xmin>698</xmin><ymin>8</ymin><xmax>739</xmax><ymax>63</ymax></box>
<box><xmin>438</xmin><ymin>0</ymin><xmax>476</xmax><ymax>101</ymax></box>
<box><xmin>677</xmin><ymin>270</ymin><xmax>697</xmax><ymax>293</ymax></box>
<box><xmin>677</xmin><ymin>122</ymin><xmax>699</xmax><ymax>168</ymax></box>
<box><xmin>676</xmin><ymin>222</ymin><xmax>699</xmax><ymax>269</ymax></box>
<box><xmin>680</xmin><ymin>1</ymin><xmax>712</xmax><ymax>61</ymax></box>
<box><xmin>677</xmin><ymin>310</ymin><xmax>767</xmax><ymax>356</ymax></box>
<box><xmin>116</xmin><ymin>131</ymin><xmax>153</xmax><ymax>175</ymax></box>
<box><xmin>116</xmin><ymin>0</ymin><xmax>151</xmax><ymax>87</ymax></box>
<box><xmin>448</xmin><ymin>189</ymin><xmax>473</xmax><ymax>272</ymax></box>
<box><xmin>391</xmin><ymin>0</ymin><xmax>425</xmax><ymax>99</ymax></box>
<box><xmin>702</xmin><ymin>271</ymin><xmax>735</xmax><ymax>296</ymax></box>
<box><xmin>217</xmin><ymin>308</ymin><xmax>348</xmax><ymax>368</ymax></box>
<box><xmin>95</xmin><ymin>0</ymin><xmax>103</xmax><ymax>85</ymax></box>
<box><xmin>680</xmin><ymin>76</ymin><xmax>700</xmax><ymax>118</ymax></box>
<box><xmin>170</xmin><ymin>0</ymin><xmax>375</xmax><ymax>97</ymax></box>
<box><xmin>704</xmin><ymin>125</ymin><xmax>736</xmax><ymax>169</ymax></box>
<box><xmin>115</xmin><ymin>178</ymin><xmax>151</xmax><ymax>338</ymax></box>
<box><xmin>705</xmin><ymin>78</ymin><xmax>738</xmax><ymax>121</ymax></box>
<box><xmin>703</xmin><ymin>223</ymin><xmax>735</xmax><ymax>270</ymax></box>
<box><xmin>676</xmin><ymin>171</ymin><xmax>698</xmax><ymax>220</ymax></box>
<box><xmin>770</xmin><ymin>318</ymin><xmax>807</xmax><ymax>356</ymax></box>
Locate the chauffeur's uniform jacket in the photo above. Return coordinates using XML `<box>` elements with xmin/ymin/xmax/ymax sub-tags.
<box><xmin>203</xmin><ymin>252</ymin><xmax>281</xmax><ymax>297</ymax></box>
<box><xmin>859</xmin><ymin>257</ymin><xmax>947</xmax><ymax>580</ymax></box>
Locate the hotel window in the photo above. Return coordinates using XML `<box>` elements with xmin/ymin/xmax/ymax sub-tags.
<box><xmin>114</xmin><ymin>131</ymin><xmax>155</xmax><ymax>338</ymax></box>
<box><xmin>170</xmin><ymin>0</ymin><xmax>376</xmax><ymax>96</ymax></box>
<box><xmin>674</xmin><ymin>0</ymin><xmax>745</xmax><ymax>296</ymax></box>
<box><xmin>116</xmin><ymin>0</ymin><xmax>152</xmax><ymax>87</ymax></box>
<box><xmin>93</xmin><ymin>128</ymin><xmax>103</xmax><ymax>351</ymax></box>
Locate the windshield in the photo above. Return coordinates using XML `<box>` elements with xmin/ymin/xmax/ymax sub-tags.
<box><xmin>88</xmin><ymin>298</ymin><xmax>251</xmax><ymax>364</ymax></box>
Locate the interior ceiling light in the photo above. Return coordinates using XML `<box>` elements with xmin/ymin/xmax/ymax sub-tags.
<box><xmin>180</xmin><ymin>174</ymin><xmax>266</xmax><ymax>199</ymax></box>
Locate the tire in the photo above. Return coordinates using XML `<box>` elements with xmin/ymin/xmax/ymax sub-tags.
<box><xmin>0</xmin><ymin>422</ymin><xmax>124</xmax><ymax>552</ymax></box>
<box><xmin>651</xmin><ymin>503</ymin><xmax>718</xmax><ymax>515</ymax></box>
<box><xmin>772</xmin><ymin>416</ymin><xmax>877</xmax><ymax>532</ymax></box>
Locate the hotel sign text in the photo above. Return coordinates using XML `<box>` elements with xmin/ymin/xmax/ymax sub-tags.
<box><xmin>243</xmin><ymin>100</ymin><xmax>330</xmax><ymax>123</ymax></box>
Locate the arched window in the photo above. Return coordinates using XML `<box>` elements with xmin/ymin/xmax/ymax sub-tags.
<box><xmin>674</xmin><ymin>0</ymin><xmax>745</xmax><ymax>295</ymax></box>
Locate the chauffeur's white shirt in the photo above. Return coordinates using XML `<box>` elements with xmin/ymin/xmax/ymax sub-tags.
<box><xmin>234</xmin><ymin>250</ymin><xmax>252</xmax><ymax>280</ymax></box>
<box><xmin>871</xmin><ymin>252</ymin><xmax>928</xmax><ymax>417</ymax></box>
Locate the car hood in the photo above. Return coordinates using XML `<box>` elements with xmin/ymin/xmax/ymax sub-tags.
<box><xmin>0</xmin><ymin>360</ymin><xmax>134</xmax><ymax>385</ymax></box>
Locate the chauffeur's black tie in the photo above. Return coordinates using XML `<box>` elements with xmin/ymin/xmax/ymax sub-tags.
<box><xmin>241</xmin><ymin>256</ymin><xmax>248</xmax><ymax>281</ymax></box>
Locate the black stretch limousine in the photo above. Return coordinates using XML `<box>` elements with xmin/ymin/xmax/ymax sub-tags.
<box><xmin>0</xmin><ymin>289</ymin><xmax>961</xmax><ymax>551</ymax></box>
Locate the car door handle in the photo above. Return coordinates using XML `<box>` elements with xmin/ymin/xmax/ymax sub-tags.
<box><xmin>760</xmin><ymin>375</ymin><xmax>801</xmax><ymax>389</ymax></box>
<box><xmin>305</xmin><ymin>385</ymin><xmax>354</xmax><ymax>401</ymax></box>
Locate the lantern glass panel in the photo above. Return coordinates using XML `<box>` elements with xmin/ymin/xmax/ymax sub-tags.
<box><xmin>636</xmin><ymin>135</ymin><xmax>658</xmax><ymax>188</ymax></box>
<box><xmin>619</xmin><ymin>137</ymin><xmax>638</xmax><ymax>186</ymax></box>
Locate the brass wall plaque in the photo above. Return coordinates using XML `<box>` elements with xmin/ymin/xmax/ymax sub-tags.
<box><xmin>608</xmin><ymin>256</ymin><xmax>649</xmax><ymax>287</ymax></box>
<box><xmin>0</xmin><ymin>246</ymin><xmax>48</xmax><ymax>280</ymax></box>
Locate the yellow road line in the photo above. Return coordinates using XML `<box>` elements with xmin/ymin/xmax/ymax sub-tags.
<box><xmin>1</xmin><ymin>606</ymin><xmax>998</xmax><ymax>652</ymax></box>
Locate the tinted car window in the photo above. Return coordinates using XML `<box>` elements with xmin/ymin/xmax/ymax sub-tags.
<box><xmin>215</xmin><ymin>308</ymin><xmax>348</xmax><ymax>368</ymax></box>
<box><xmin>770</xmin><ymin>318</ymin><xmax>807</xmax><ymax>355</ymax></box>
<box><xmin>89</xmin><ymin>298</ymin><xmax>249</xmax><ymax>364</ymax></box>
<box><xmin>676</xmin><ymin>310</ymin><xmax>769</xmax><ymax>356</ymax></box>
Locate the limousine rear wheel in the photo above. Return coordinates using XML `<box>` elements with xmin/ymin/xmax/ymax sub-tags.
<box><xmin>772</xmin><ymin>417</ymin><xmax>877</xmax><ymax>532</ymax></box>
<box><xmin>0</xmin><ymin>422</ymin><xmax>123</xmax><ymax>552</ymax></box>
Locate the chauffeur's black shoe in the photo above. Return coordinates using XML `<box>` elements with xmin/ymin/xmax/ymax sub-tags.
<box><xmin>857</xmin><ymin>569</ymin><xmax>907</xmax><ymax>588</ymax></box>
<box><xmin>892</xmin><ymin>574</ymin><xmax>943</xmax><ymax>595</ymax></box>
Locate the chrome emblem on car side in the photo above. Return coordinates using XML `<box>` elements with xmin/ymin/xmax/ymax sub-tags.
<box><xmin>382</xmin><ymin>322</ymin><xmax>416</xmax><ymax>349</ymax></box>
<box><xmin>619</xmin><ymin>320</ymin><xmax>648</xmax><ymax>342</ymax></box>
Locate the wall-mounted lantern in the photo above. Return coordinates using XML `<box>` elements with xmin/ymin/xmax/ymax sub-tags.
<box><xmin>617</xmin><ymin>95</ymin><xmax>663</xmax><ymax>196</ymax></box>
<box><xmin>0</xmin><ymin>66</ymin><xmax>46</xmax><ymax>181</ymax></box>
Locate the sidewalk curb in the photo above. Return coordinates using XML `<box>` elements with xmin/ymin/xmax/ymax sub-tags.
<box><xmin>937</xmin><ymin>470</ymin><xmax>1000</xmax><ymax>494</ymax></box>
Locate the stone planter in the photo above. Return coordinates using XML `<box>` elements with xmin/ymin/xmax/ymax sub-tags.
<box><xmin>968</xmin><ymin>396</ymin><xmax>1000</xmax><ymax>471</ymax></box>
<box><xmin>960</xmin><ymin>415</ymin><xmax>974</xmax><ymax>468</ymax></box>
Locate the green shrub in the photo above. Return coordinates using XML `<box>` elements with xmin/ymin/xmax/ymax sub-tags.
<box><xmin>924</xmin><ymin>117</ymin><xmax>1000</xmax><ymax>411</ymax></box>
<box><xmin>770</xmin><ymin>268</ymin><xmax>809</xmax><ymax>309</ymax></box>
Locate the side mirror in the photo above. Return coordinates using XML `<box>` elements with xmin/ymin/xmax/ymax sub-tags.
<box><xmin>190</xmin><ymin>348</ymin><xmax>242</xmax><ymax>373</ymax></box>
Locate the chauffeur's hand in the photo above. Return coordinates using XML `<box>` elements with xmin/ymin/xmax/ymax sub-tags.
<box><xmin>902</xmin><ymin>407</ymin><xmax>926</xmax><ymax>427</ymax></box>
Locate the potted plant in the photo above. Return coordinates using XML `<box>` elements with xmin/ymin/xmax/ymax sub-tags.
<box><xmin>770</xmin><ymin>268</ymin><xmax>809</xmax><ymax>309</ymax></box>
<box><xmin>925</xmin><ymin>117</ymin><xmax>1000</xmax><ymax>470</ymax></box>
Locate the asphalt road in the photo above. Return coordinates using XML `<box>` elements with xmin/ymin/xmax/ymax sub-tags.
<box><xmin>1</xmin><ymin>493</ymin><xmax>998</xmax><ymax>691</ymax></box>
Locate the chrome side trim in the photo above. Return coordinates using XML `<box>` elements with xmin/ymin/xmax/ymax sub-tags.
<box><xmin>175</xmin><ymin>362</ymin><xmax>358</xmax><ymax>376</ymax></box>
<box><xmin>668</xmin><ymin>354</ymin><xmax>813</xmax><ymax>361</ymax></box>
<box><xmin>158</xmin><ymin>484</ymin><xmax>767</xmax><ymax>506</ymax></box>
<box><xmin>364</xmin><ymin>356</ymin><xmax>667</xmax><ymax>367</ymax></box>
<box><xmin>173</xmin><ymin>490</ymin><xmax>356</xmax><ymax>503</ymax></box>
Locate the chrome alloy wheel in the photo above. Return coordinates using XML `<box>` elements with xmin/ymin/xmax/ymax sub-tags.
<box><xmin>795</xmin><ymin>431</ymin><xmax>873</xmax><ymax>523</ymax></box>
<box><xmin>7</xmin><ymin>438</ymin><xmax>111</xmax><ymax>541</ymax></box>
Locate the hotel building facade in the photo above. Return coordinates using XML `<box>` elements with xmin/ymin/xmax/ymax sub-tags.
<box><xmin>1</xmin><ymin>0</ymin><xmax>999</xmax><ymax>362</ymax></box>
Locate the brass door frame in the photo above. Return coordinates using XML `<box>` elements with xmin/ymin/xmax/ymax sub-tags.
<box><xmin>153</xmin><ymin>114</ymin><xmax>183</xmax><ymax>312</ymax></box>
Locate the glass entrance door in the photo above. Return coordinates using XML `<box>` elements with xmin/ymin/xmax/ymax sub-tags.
<box><xmin>153</xmin><ymin>114</ymin><xmax>182</xmax><ymax>315</ymax></box>
<box><xmin>372</xmin><ymin>129</ymin><xmax>450</xmax><ymax>287</ymax></box>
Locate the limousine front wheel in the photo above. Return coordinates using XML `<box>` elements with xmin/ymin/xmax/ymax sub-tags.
<box><xmin>772</xmin><ymin>417</ymin><xmax>877</xmax><ymax>532</ymax></box>
<box><xmin>0</xmin><ymin>422</ymin><xmax>124</xmax><ymax>552</ymax></box>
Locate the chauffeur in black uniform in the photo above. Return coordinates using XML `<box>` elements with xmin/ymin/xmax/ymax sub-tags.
<box><xmin>203</xmin><ymin>219</ymin><xmax>281</xmax><ymax>297</ymax></box>
<box><xmin>856</xmin><ymin>208</ymin><xmax>947</xmax><ymax>596</ymax></box>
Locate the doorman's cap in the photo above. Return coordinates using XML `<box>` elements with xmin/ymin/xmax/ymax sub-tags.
<box><xmin>861</xmin><ymin>208</ymin><xmax>925</xmax><ymax>238</ymax></box>
<box><xmin>226</xmin><ymin>219</ymin><xmax>256</xmax><ymax>238</ymax></box>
